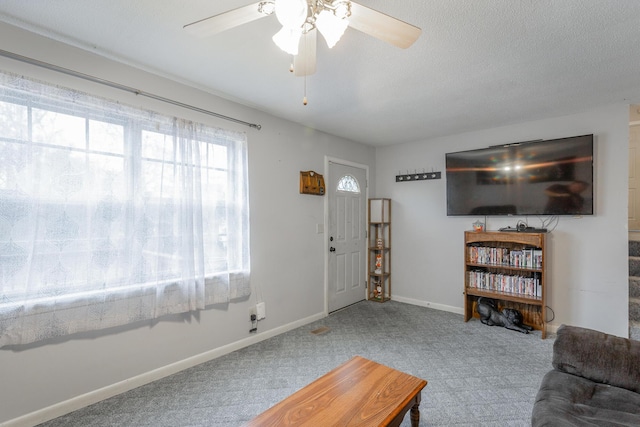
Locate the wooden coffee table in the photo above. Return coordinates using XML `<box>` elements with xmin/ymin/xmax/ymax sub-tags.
<box><xmin>243</xmin><ymin>356</ymin><xmax>428</xmax><ymax>426</ymax></box>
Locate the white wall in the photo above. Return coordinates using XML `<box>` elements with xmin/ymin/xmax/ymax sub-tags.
<box><xmin>0</xmin><ymin>24</ymin><xmax>375</xmax><ymax>425</ymax></box>
<box><xmin>376</xmin><ymin>106</ymin><xmax>629</xmax><ymax>337</ymax></box>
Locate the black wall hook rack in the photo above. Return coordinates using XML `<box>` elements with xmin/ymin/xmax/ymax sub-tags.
<box><xmin>396</xmin><ymin>171</ymin><xmax>441</xmax><ymax>182</ymax></box>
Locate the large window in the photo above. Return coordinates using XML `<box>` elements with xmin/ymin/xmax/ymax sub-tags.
<box><xmin>0</xmin><ymin>72</ymin><xmax>250</xmax><ymax>347</ymax></box>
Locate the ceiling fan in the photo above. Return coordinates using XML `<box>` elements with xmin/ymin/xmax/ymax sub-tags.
<box><xmin>184</xmin><ymin>0</ymin><xmax>422</xmax><ymax>77</ymax></box>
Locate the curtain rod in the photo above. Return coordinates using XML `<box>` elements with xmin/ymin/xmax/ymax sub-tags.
<box><xmin>0</xmin><ymin>49</ymin><xmax>262</xmax><ymax>131</ymax></box>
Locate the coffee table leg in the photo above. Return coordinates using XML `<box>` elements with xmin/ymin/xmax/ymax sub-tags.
<box><xmin>410</xmin><ymin>391</ymin><xmax>422</xmax><ymax>427</ymax></box>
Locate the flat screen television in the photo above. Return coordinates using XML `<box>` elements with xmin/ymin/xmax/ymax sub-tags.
<box><xmin>445</xmin><ymin>134</ymin><xmax>594</xmax><ymax>216</ymax></box>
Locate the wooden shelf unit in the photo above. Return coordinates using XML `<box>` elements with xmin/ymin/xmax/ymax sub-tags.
<box><xmin>464</xmin><ymin>230</ymin><xmax>547</xmax><ymax>339</ymax></box>
<box><xmin>368</xmin><ymin>199</ymin><xmax>391</xmax><ymax>302</ymax></box>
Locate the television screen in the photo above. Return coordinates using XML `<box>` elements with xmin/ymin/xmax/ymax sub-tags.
<box><xmin>446</xmin><ymin>134</ymin><xmax>594</xmax><ymax>216</ymax></box>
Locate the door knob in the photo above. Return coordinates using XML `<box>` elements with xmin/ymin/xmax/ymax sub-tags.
<box><xmin>329</xmin><ymin>247</ymin><xmax>336</xmax><ymax>252</ymax></box>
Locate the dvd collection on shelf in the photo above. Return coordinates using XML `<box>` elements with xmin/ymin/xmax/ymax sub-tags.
<box><xmin>467</xmin><ymin>270</ymin><xmax>542</xmax><ymax>298</ymax></box>
<box><xmin>467</xmin><ymin>245</ymin><xmax>542</xmax><ymax>269</ymax></box>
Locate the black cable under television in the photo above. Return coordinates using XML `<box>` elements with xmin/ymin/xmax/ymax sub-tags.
<box><xmin>445</xmin><ymin>134</ymin><xmax>594</xmax><ymax>216</ymax></box>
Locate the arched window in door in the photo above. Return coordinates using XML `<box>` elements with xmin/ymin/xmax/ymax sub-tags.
<box><xmin>337</xmin><ymin>175</ymin><xmax>361</xmax><ymax>193</ymax></box>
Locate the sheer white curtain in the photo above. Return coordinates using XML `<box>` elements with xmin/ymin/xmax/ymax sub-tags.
<box><xmin>0</xmin><ymin>72</ymin><xmax>250</xmax><ymax>347</ymax></box>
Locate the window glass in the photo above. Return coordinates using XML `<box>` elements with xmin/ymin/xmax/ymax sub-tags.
<box><xmin>142</xmin><ymin>130</ymin><xmax>174</xmax><ymax>160</ymax></box>
<box><xmin>0</xmin><ymin>72</ymin><xmax>250</xmax><ymax>347</ymax></box>
<box><xmin>89</xmin><ymin>119</ymin><xmax>123</xmax><ymax>155</ymax></box>
<box><xmin>337</xmin><ymin>174</ymin><xmax>361</xmax><ymax>193</ymax></box>
<box><xmin>0</xmin><ymin>100</ymin><xmax>28</xmax><ymax>139</ymax></box>
<box><xmin>32</xmin><ymin>108</ymin><xmax>86</xmax><ymax>149</ymax></box>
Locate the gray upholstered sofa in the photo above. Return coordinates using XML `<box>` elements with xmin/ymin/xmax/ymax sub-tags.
<box><xmin>532</xmin><ymin>324</ymin><xmax>640</xmax><ymax>426</ymax></box>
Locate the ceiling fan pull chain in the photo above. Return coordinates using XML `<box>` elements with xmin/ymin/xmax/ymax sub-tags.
<box><xmin>303</xmin><ymin>73</ymin><xmax>308</xmax><ymax>105</ymax></box>
<box><xmin>303</xmin><ymin>31</ymin><xmax>308</xmax><ymax>105</ymax></box>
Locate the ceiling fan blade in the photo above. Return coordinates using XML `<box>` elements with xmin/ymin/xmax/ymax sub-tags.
<box><xmin>294</xmin><ymin>29</ymin><xmax>317</xmax><ymax>76</ymax></box>
<box><xmin>348</xmin><ymin>2</ymin><xmax>422</xmax><ymax>49</ymax></box>
<box><xmin>184</xmin><ymin>2</ymin><xmax>268</xmax><ymax>38</ymax></box>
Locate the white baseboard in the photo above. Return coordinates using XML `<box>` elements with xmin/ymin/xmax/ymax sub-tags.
<box><xmin>545</xmin><ymin>323</ymin><xmax>560</xmax><ymax>335</ymax></box>
<box><xmin>392</xmin><ymin>295</ymin><xmax>465</xmax><ymax>315</ymax></box>
<box><xmin>1</xmin><ymin>311</ymin><xmax>327</xmax><ymax>427</ymax></box>
<box><xmin>392</xmin><ymin>295</ymin><xmax>561</xmax><ymax>336</ymax></box>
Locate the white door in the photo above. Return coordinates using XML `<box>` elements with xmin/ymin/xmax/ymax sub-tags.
<box><xmin>327</xmin><ymin>162</ymin><xmax>367</xmax><ymax>312</ymax></box>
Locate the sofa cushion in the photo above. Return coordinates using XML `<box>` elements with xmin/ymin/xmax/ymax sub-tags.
<box><xmin>532</xmin><ymin>370</ymin><xmax>640</xmax><ymax>426</ymax></box>
<box><xmin>553</xmin><ymin>324</ymin><xmax>640</xmax><ymax>394</ymax></box>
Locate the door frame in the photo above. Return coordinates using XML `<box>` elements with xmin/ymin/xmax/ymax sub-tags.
<box><xmin>323</xmin><ymin>156</ymin><xmax>370</xmax><ymax>315</ymax></box>
<box><xmin>630</xmin><ymin>110</ymin><xmax>640</xmax><ymax>237</ymax></box>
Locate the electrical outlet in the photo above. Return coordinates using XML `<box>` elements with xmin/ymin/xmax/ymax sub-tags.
<box><xmin>256</xmin><ymin>302</ymin><xmax>266</xmax><ymax>320</ymax></box>
<box><xmin>249</xmin><ymin>311</ymin><xmax>257</xmax><ymax>333</ymax></box>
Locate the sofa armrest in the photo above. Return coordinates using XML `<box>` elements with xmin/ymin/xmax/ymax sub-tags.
<box><xmin>553</xmin><ymin>324</ymin><xmax>640</xmax><ymax>393</ymax></box>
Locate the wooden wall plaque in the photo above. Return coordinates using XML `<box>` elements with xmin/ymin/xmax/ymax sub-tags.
<box><xmin>300</xmin><ymin>171</ymin><xmax>325</xmax><ymax>195</ymax></box>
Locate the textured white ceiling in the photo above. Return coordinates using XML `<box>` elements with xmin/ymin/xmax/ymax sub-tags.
<box><xmin>0</xmin><ymin>1</ymin><xmax>639</xmax><ymax>146</ymax></box>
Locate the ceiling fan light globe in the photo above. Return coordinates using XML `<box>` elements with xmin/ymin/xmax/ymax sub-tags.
<box><xmin>258</xmin><ymin>1</ymin><xmax>276</xmax><ymax>15</ymax></box>
<box><xmin>272</xmin><ymin>26</ymin><xmax>302</xmax><ymax>55</ymax></box>
<box><xmin>332</xmin><ymin>1</ymin><xmax>351</xmax><ymax>20</ymax></box>
<box><xmin>316</xmin><ymin>9</ymin><xmax>348</xmax><ymax>48</ymax></box>
<box><xmin>274</xmin><ymin>0</ymin><xmax>308</xmax><ymax>28</ymax></box>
